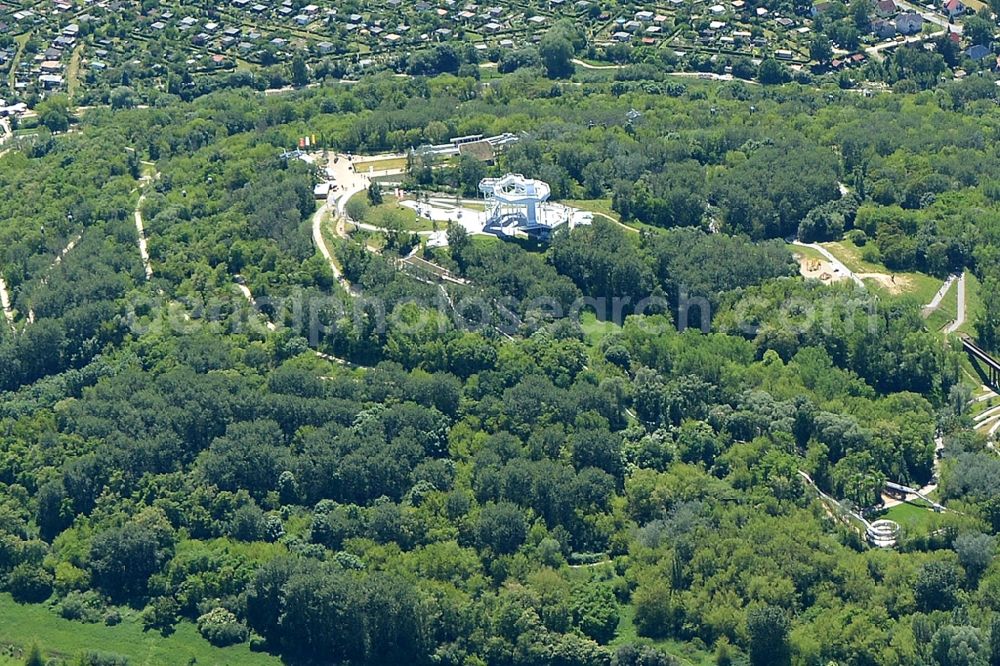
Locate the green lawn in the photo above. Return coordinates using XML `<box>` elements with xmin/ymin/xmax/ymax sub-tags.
<box><xmin>878</xmin><ymin>501</ymin><xmax>942</xmax><ymax>533</ymax></box>
<box><xmin>580</xmin><ymin>310</ymin><xmax>621</xmax><ymax>349</ymax></box>
<box><xmin>470</xmin><ymin>234</ymin><xmax>502</xmax><ymax>248</ymax></box>
<box><xmin>348</xmin><ymin>192</ymin><xmax>438</xmax><ymax>232</ymax></box>
<box><xmin>791</xmin><ymin>244</ymin><xmax>829</xmax><ymax>264</ymax></box>
<box><xmin>562</xmin><ymin>199</ymin><xmax>620</xmax><ymax>221</ymax></box>
<box><xmin>0</xmin><ymin>594</ymin><xmax>280</xmax><ymax>666</ymax></box>
<box><xmin>355</xmin><ymin>155</ymin><xmax>408</xmax><ymax>172</ymax></box>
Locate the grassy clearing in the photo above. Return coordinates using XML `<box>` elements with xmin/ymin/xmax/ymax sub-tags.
<box><xmin>819</xmin><ymin>240</ymin><xmax>943</xmax><ymax>303</ymax></box>
<box><xmin>792</xmin><ymin>244</ymin><xmax>829</xmax><ymax>263</ymax></box>
<box><xmin>879</xmin><ymin>501</ymin><xmax>942</xmax><ymax>533</ymax></box>
<box><xmin>580</xmin><ymin>310</ymin><xmax>621</xmax><ymax>349</ymax></box>
<box><xmin>8</xmin><ymin>33</ymin><xmax>31</xmax><ymax>92</ymax></box>
<box><xmin>470</xmin><ymin>234</ymin><xmax>501</xmax><ymax>248</ymax></box>
<box><xmin>66</xmin><ymin>43</ymin><xmax>83</xmax><ymax>99</ymax></box>
<box><xmin>0</xmin><ymin>593</ymin><xmax>280</xmax><ymax>666</ymax></box>
<box><xmin>562</xmin><ymin>199</ymin><xmax>621</xmax><ymax>221</ymax></box>
<box><xmin>612</xmin><ymin>605</ymin><xmax>715</xmax><ymax>666</ymax></box>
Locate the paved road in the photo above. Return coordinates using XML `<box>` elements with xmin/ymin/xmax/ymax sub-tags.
<box><xmin>571</xmin><ymin>58</ymin><xmax>759</xmax><ymax>83</ymax></box>
<box><xmin>865</xmin><ymin>29</ymin><xmax>948</xmax><ymax>61</ymax></box>
<box><xmin>944</xmin><ymin>272</ymin><xmax>966</xmax><ymax>334</ymax></box>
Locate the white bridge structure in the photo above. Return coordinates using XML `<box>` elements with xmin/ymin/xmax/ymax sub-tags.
<box><xmin>479</xmin><ymin>174</ymin><xmax>591</xmax><ymax>241</ymax></box>
<box><xmin>798</xmin><ymin>471</ymin><xmax>901</xmax><ymax>548</ymax></box>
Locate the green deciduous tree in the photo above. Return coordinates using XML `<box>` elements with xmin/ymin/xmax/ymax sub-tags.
<box><xmin>747</xmin><ymin>606</ymin><xmax>791</xmax><ymax>666</ymax></box>
<box><xmin>539</xmin><ymin>32</ymin><xmax>575</xmax><ymax>79</ymax></box>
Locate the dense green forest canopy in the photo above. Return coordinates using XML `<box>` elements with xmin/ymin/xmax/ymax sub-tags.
<box><xmin>0</xmin><ymin>70</ymin><xmax>998</xmax><ymax>666</ymax></box>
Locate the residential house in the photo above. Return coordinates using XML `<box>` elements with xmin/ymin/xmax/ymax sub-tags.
<box><xmin>967</xmin><ymin>43</ymin><xmax>990</xmax><ymax>59</ymax></box>
<box><xmin>944</xmin><ymin>0</ymin><xmax>965</xmax><ymax>18</ymax></box>
<box><xmin>872</xmin><ymin>18</ymin><xmax>896</xmax><ymax>38</ymax></box>
<box><xmin>811</xmin><ymin>2</ymin><xmax>832</xmax><ymax>16</ymax></box>
<box><xmin>895</xmin><ymin>11</ymin><xmax>923</xmax><ymax>34</ymax></box>
<box><xmin>39</xmin><ymin>74</ymin><xmax>63</xmax><ymax>89</ymax></box>
<box><xmin>874</xmin><ymin>0</ymin><xmax>897</xmax><ymax>17</ymax></box>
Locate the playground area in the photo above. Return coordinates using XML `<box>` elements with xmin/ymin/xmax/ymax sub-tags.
<box><xmin>798</xmin><ymin>254</ymin><xmax>851</xmax><ymax>284</ymax></box>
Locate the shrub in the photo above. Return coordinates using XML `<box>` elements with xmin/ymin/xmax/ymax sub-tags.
<box><xmin>142</xmin><ymin>596</ymin><xmax>179</xmax><ymax>634</ymax></box>
<box><xmin>7</xmin><ymin>564</ymin><xmax>53</xmax><ymax>603</ymax></box>
<box><xmin>860</xmin><ymin>244</ymin><xmax>882</xmax><ymax>265</ymax></box>
<box><xmin>59</xmin><ymin>590</ymin><xmax>104</xmax><ymax>623</ymax></box>
<box><xmin>23</xmin><ymin>642</ymin><xmax>43</xmax><ymax>666</ymax></box>
<box><xmin>197</xmin><ymin>607</ymin><xmax>250</xmax><ymax>647</ymax></box>
<box><xmin>76</xmin><ymin>651</ymin><xmax>131</xmax><ymax>666</ymax></box>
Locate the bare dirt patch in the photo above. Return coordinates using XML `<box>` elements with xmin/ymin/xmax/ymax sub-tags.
<box><xmin>857</xmin><ymin>272</ymin><xmax>909</xmax><ymax>295</ymax></box>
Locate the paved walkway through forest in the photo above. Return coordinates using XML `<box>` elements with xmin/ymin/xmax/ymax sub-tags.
<box><xmin>944</xmin><ymin>272</ymin><xmax>967</xmax><ymax>335</ymax></box>
<box><xmin>0</xmin><ymin>274</ymin><xmax>13</xmax><ymax>330</ymax></box>
<box><xmin>133</xmin><ymin>192</ymin><xmax>153</xmax><ymax>281</ymax></box>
